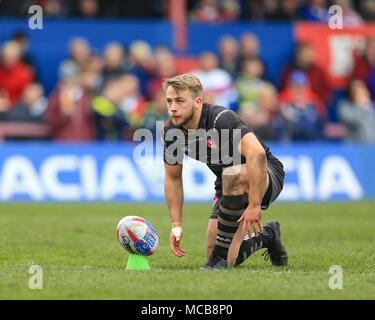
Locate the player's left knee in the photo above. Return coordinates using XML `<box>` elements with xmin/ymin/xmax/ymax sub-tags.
<box><xmin>222</xmin><ymin>165</ymin><xmax>248</xmax><ymax>195</ymax></box>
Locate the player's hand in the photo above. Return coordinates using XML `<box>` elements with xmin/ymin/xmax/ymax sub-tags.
<box><xmin>238</xmin><ymin>205</ymin><xmax>263</xmax><ymax>238</ymax></box>
<box><xmin>170</xmin><ymin>229</ymin><xmax>186</xmax><ymax>258</ymax></box>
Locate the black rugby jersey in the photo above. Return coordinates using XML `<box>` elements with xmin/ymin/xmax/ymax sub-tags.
<box><xmin>162</xmin><ymin>103</ymin><xmax>280</xmax><ymax>195</ymax></box>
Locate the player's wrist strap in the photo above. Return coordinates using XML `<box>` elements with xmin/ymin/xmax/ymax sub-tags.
<box><xmin>172</xmin><ymin>222</ymin><xmax>182</xmax><ymax>228</ymax></box>
<box><xmin>171</xmin><ymin>222</ymin><xmax>182</xmax><ymax>238</ymax></box>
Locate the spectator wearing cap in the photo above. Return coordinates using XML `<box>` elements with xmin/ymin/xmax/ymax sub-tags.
<box><xmin>279</xmin><ymin>42</ymin><xmax>331</xmax><ymax>109</ymax></box>
<box><xmin>277</xmin><ymin>70</ymin><xmax>326</xmax><ymax>141</ymax></box>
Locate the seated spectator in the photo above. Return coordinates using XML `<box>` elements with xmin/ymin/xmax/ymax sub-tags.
<box><xmin>39</xmin><ymin>0</ymin><xmax>70</xmax><ymax>17</ymax></box>
<box><xmin>4</xmin><ymin>83</ymin><xmax>47</xmax><ymax>123</ymax></box>
<box><xmin>219</xmin><ymin>0</ymin><xmax>240</xmax><ymax>22</ymax></box>
<box><xmin>141</xmin><ymin>88</ymin><xmax>169</xmax><ymax>137</ymax></box>
<box><xmin>58</xmin><ymin>37</ymin><xmax>91</xmax><ymax>82</ymax></box>
<box><xmin>72</xmin><ymin>0</ymin><xmax>99</xmax><ymax>18</ymax></box>
<box><xmin>359</xmin><ymin>0</ymin><xmax>375</xmax><ymax>21</ymax></box>
<box><xmin>241</xmin><ymin>0</ymin><xmax>267</xmax><ymax>20</ymax></box>
<box><xmin>118</xmin><ymin>74</ymin><xmax>147</xmax><ymax>131</ymax></box>
<box><xmin>0</xmin><ymin>41</ymin><xmax>33</xmax><ymax>109</ymax></box>
<box><xmin>333</xmin><ymin>0</ymin><xmax>363</xmax><ymax>26</ymax></box>
<box><xmin>279</xmin><ymin>42</ymin><xmax>331</xmax><ymax>110</ymax></box>
<box><xmin>102</xmin><ymin>42</ymin><xmax>126</xmax><ymax>83</ymax></box>
<box><xmin>47</xmin><ymin>73</ymin><xmax>94</xmax><ymax>141</ymax></box>
<box><xmin>271</xmin><ymin>0</ymin><xmax>301</xmax><ymax>21</ymax></box>
<box><xmin>262</xmin><ymin>0</ymin><xmax>280</xmax><ymax>19</ymax></box>
<box><xmin>80</xmin><ymin>52</ymin><xmax>104</xmax><ymax>95</ymax></box>
<box><xmin>338</xmin><ymin>79</ymin><xmax>375</xmax><ymax>142</ymax></box>
<box><xmin>128</xmin><ymin>40</ymin><xmax>156</xmax><ymax>99</ymax></box>
<box><xmin>153</xmin><ymin>46</ymin><xmax>176</xmax><ymax>79</ymax></box>
<box><xmin>92</xmin><ymin>77</ymin><xmax>129</xmax><ymax>141</ymax></box>
<box><xmin>351</xmin><ymin>37</ymin><xmax>375</xmax><ymax>101</ymax></box>
<box><xmin>146</xmin><ymin>46</ymin><xmax>177</xmax><ymax>98</ymax></box>
<box><xmin>191</xmin><ymin>51</ymin><xmax>237</xmax><ymax>108</ymax></box>
<box><xmin>277</xmin><ymin>71</ymin><xmax>326</xmax><ymax>141</ymax></box>
<box><xmin>218</xmin><ymin>35</ymin><xmax>240</xmax><ymax>79</ymax></box>
<box><xmin>239</xmin><ymin>32</ymin><xmax>260</xmax><ymax>62</ymax></box>
<box><xmin>11</xmin><ymin>31</ymin><xmax>39</xmax><ymax>80</ymax></box>
<box><xmin>300</xmin><ymin>0</ymin><xmax>330</xmax><ymax>22</ymax></box>
<box><xmin>238</xmin><ymin>32</ymin><xmax>269</xmax><ymax>80</ymax></box>
<box><xmin>193</xmin><ymin>0</ymin><xmax>220</xmax><ymax>23</ymax></box>
<box><xmin>235</xmin><ymin>57</ymin><xmax>267</xmax><ymax>109</ymax></box>
<box><xmin>239</xmin><ymin>82</ymin><xmax>279</xmax><ymax>141</ymax></box>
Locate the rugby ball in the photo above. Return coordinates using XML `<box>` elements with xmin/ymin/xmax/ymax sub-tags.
<box><xmin>116</xmin><ymin>216</ymin><xmax>158</xmax><ymax>256</ymax></box>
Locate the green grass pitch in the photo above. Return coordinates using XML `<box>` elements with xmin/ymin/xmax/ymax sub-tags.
<box><xmin>0</xmin><ymin>201</ymin><xmax>374</xmax><ymax>300</ymax></box>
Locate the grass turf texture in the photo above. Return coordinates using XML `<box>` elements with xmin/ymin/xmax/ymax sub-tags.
<box><xmin>0</xmin><ymin>202</ymin><xmax>374</xmax><ymax>300</ymax></box>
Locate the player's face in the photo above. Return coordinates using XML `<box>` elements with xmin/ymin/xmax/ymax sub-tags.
<box><xmin>165</xmin><ymin>87</ymin><xmax>200</xmax><ymax>128</ymax></box>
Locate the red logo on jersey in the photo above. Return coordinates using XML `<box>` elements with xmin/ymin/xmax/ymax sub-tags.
<box><xmin>207</xmin><ymin>138</ymin><xmax>217</xmax><ymax>149</ymax></box>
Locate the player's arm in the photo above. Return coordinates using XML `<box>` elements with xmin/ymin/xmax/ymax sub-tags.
<box><xmin>164</xmin><ymin>162</ymin><xmax>186</xmax><ymax>258</ymax></box>
<box><xmin>237</xmin><ymin>132</ymin><xmax>268</xmax><ymax>237</ymax></box>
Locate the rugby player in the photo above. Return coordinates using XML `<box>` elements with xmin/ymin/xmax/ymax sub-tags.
<box><xmin>162</xmin><ymin>74</ymin><xmax>287</xmax><ymax>269</ymax></box>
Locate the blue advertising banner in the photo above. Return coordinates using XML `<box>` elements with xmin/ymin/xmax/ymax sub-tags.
<box><xmin>0</xmin><ymin>142</ymin><xmax>374</xmax><ymax>202</ymax></box>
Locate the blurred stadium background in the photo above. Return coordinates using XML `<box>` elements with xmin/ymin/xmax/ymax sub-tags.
<box><xmin>0</xmin><ymin>0</ymin><xmax>375</xmax><ymax>301</ymax></box>
<box><xmin>0</xmin><ymin>0</ymin><xmax>374</xmax><ymax>202</ymax></box>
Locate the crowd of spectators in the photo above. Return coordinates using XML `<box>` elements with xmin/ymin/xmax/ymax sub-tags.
<box><xmin>1</xmin><ymin>28</ymin><xmax>375</xmax><ymax>143</ymax></box>
<box><xmin>1</xmin><ymin>0</ymin><xmax>375</xmax><ymax>24</ymax></box>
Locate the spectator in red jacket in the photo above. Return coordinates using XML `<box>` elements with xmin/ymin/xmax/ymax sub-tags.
<box><xmin>279</xmin><ymin>42</ymin><xmax>332</xmax><ymax>108</ymax></box>
<box><xmin>47</xmin><ymin>73</ymin><xmax>95</xmax><ymax>141</ymax></box>
<box><xmin>351</xmin><ymin>37</ymin><xmax>375</xmax><ymax>101</ymax></box>
<box><xmin>0</xmin><ymin>41</ymin><xmax>33</xmax><ymax>110</ymax></box>
<box><xmin>277</xmin><ymin>71</ymin><xmax>326</xmax><ymax>141</ymax></box>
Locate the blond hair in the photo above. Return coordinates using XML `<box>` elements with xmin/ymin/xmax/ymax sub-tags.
<box><xmin>162</xmin><ymin>73</ymin><xmax>203</xmax><ymax>98</ymax></box>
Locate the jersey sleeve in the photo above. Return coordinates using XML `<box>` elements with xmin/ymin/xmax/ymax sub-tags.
<box><xmin>213</xmin><ymin>109</ymin><xmax>253</xmax><ymax>165</ymax></box>
<box><xmin>214</xmin><ymin>109</ymin><xmax>253</xmax><ymax>139</ymax></box>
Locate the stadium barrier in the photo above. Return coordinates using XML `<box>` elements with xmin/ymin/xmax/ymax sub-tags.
<box><xmin>0</xmin><ymin>142</ymin><xmax>373</xmax><ymax>202</ymax></box>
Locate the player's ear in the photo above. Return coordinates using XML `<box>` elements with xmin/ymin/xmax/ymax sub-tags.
<box><xmin>195</xmin><ymin>96</ymin><xmax>202</xmax><ymax>106</ymax></box>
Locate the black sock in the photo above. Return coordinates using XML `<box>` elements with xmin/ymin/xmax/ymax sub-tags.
<box><xmin>211</xmin><ymin>195</ymin><xmax>246</xmax><ymax>259</ymax></box>
<box><xmin>235</xmin><ymin>225</ymin><xmax>275</xmax><ymax>266</ymax></box>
